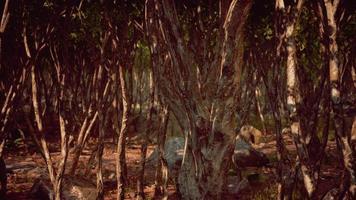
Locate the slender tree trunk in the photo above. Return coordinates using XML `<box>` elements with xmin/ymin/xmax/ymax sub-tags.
<box><xmin>116</xmin><ymin>64</ymin><xmax>131</xmax><ymax>200</ymax></box>
<box><xmin>285</xmin><ymin>7</ymin><xmax>319</xmax><ymax>198</ymax></box>
<box><xmin>153</xmin><ymin>106</ymin><xmax>169</xmax><ymax>200</ymax></box>
<box><xmin>136</xmin><ymin>69</ymin><xmax>155</xmax><ymax>200</ymax></box>
<box><xmin>54</xmin><ymin>113</ymin><xmax>68</xmax><ymax>200</ymax></box>
<box><xmin>24</xmin><ymin>113</ymin><xmax>45</xmax><ymax>158</ymax></box>
<box><xmin>53</xmin><ymin>63</ymin><xmax>69</xmax><ymax>200</ymax></box>
<box><xmin>0</xmin><ymin>68</ymin><xmax>27</xmax><ymax>157</ymax></box>
<box><xmin>70</xmin><ymin>109</ymin><xmax>98</xmax><ymax>175</ymax></box>
<box><xmin>273</xmin><ymin>1</ymin><xmax>298</xmax><ymax>199</ymax></box>
<box><xmin>255</xmin><ymin>86</ymin><xmax>267</xmax><ymax>134</ymax></box>
<box><xmin>95</xmin><ymin>116</ymin><xmax>105</xmax><ymax>200</ymax></box>
<box><xmin>323</xmin><ymin>0</ymin><xmax>356</xmax><ymax>197</ymax></box>
<box><xmin>95</xmin><ymin>65</ymin><xmax>106</xmax><ymax>200</ymax></box>
<box><xmin>0</xmin><ymin>0</ymin><xmax>10</xmax><ymax>72</ymax></box>
<box><xmin>31</xmin><ymin>64</ymin><xmax>58</xmax><ymax>197</ymax></box>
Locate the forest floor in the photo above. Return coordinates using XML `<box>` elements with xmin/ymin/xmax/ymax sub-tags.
<box><xmin>4</xmin><ymin>134</ymin><xmax>342</xmax><ymax>200</ymax></box>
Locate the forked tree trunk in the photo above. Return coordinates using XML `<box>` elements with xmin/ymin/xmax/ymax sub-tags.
<box><xmin>31</xmin><ymin>64</ymin><xmax>61</xmax><ymax>199</ymax></box>
<box><xmin>177</xmin><ymin>135</ymin><xmax>235</xmax><ymax>200</ymax></box>
<box><xmin>70</xmin><ymin>109</ymin><xmax>98</xmax><ymax>175</ymax></box>
<box><xmin>69</xmin><ymin>70</ymin><xmax>107</xmax><ymax>175</ymax></box>
<box><xmin>145</xmin><ymin>0</ymin><xmax>252</xmax><ymax>198</ymax></box>
<box><xmin>53</xmin><ymin>59</ymin><xmax>70</xmax><ymax>200</ymax></box>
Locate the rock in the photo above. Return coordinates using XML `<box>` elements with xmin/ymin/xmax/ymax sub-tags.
<box><xmin>233</xmin><ymin>136</ymin><xmax>269</xmax><ymax>168</ymax></box>
<box><xmin>321</xmin><ymin>188</ymin><xmax>354</xmax><ymax>200</ymax></box>
<box><xmin>322</xmin><ymin>188</ymin><xmax>338</xmax><ymax>200</ymax></box>
<box><xmin>27</xmin><ymin>167</ymin><xmax>48</xmax><ymax>180</ymax></box>
<box><xmin>226</xmin><ymin>177</ymin><xmax>249</xmax><ymax>194</ymax></box>
<box><xmin>146</xmin><ymin>137</ymin><xmax>184</xmax><ymax>170</ymax></box>
<box><xmin>30</xmin><ymin>179</ymin><xmax>53</xmax><ymax>200</ymax></box>
<box><xmin>239</xmin><ymin>125</ymin><xmax>263</xmax><ymax>145</ymax></box>
<box><xmin>6</xmin><ymin>161</ymin><xmax>37</xmax><ymax>172</ymax></box>
<box><xmin>30</xmin><ymin>176</ymin><xmax>97</xmax><ymax>200</ymax></box>
<box><xmin>147</xmin><ymin>136</ymin><xmax>268</xmax><ymax>171</ymax></box>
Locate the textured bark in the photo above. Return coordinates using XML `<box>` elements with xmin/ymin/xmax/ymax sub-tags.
<box><xmin>273</xmin><ymin>1</ymin><xmax>297</xmax><ymax>199</ymax></box>
<box><xmin>95</xmin><ymin>66</ymin><xmax>106</xmax><ymax>200</ymax></box>
<box><xmin>53</xmin><ymin>114</ymin><xmax>68</xmax><ymax>200</ymax></box>
<box><xmin>70</xmin><ymin>109</ymin><xmax>98</xmax><ymax>175</ymax></box>
<box><xmin>52</xmin><ymin>50</ymin><xmax>70</xmax><ymax>200</ymax></box>
<box><xmin>0</xmin><ymin>0</ymin><xmax>10</xmax><ymax>71</ymax></box>
<box><xmin>153</xmin><ymin>107</ymin><xmax>169</xmax><ymax>200</ymax></box>
<box><xmin>116</xmin><ymin>64</ymin><xmax>131</xmax><ymax>200</ymax></box>
<box><xmin>136</xmin><ymin>68</ymin><xmax>154</xmax><ymax>200</ymax></box>
<box><xmin>255</xmin><ymin>86</ymin><xmax>267</xmax><ymax>134</ymax></box>
<box><xmin>0</xmin><ymin>67</ymin><xmax>27</xmax><ymax>157</ymax></box>
<box><xmin>146</xmin><ymin>0</ymin><xmax>252</xmax><ymax>199</ymax></box>
<box><xmin>31</xmin><ymin>64</ymin><xmax>64</xmax><ymax>200</ymax></box>
<box><xmin>284</xmin><ymin>0</ymin><xmax>330</xmax><ymax>198</ymax></box>
<box><xmin>284</xmin><ymin>1</ymin><xmax>307</xmax><ymax>197</ymax></box>
<box><xmin>69</xmin><ymin>68</ymin><xmax>103</xmax><ymax>175</ymax></box>
<box><xmin>322</xmin><ymin>0</ymin><xmax>356</xmax><ymax>197</ymax></box>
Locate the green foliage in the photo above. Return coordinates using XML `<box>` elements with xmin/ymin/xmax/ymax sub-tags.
<box><xmin>134</xmin><ymin>41</ymin><xmax>151</xmax><ymax>71</ymax></box>
<box><xmin>246</xmin><ymin>0</ymin><xmax>274</xmax><ymax>45</ymax></box>
<box><xmin>69</xmin><ymin>3</ymin><xmax>102</xmax><ymax>45</ymax></box>
<box><xmin>295</xmin><ymin>7</ymin><xmax>324</xmax><ymax>89</ymax></box>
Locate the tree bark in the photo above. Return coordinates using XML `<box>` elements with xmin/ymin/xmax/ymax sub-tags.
<box><xmin>273</xmin><ymin>1</ymin><xmax>305</xmax><ymax>199</ymax></box>
<box><xmin>153</xmin><ymin>106</ymin><xmax>169</xmax><ymax>200</ymax></box>
<box><xmin>255</xmin><ymin>86</ymin><xmax>267</xmax><ymax>134</ymax></box>
<box><xmin>31</xmin><ymin>64</ymin><xmax>61</xmax><ymax>199</ymax></box>
<box><xmin>0</xmin><ymin>0</ymin><xmax>10</xmax><ymax>71</ymax></box>
<box><xmin>322</xmin><ymin>0</ymin><xmax>356</xmax><ymax>197</ymax></box>
<box><xmin>0</xmin><ymin>67</ymin><xmax>27</xmax><ymax>157</ymax></box>
<box><xmin>146</xmin><ymin>0</ymin><xmax>252</xmax><ymax>198</ymax></box>
<box><xmin>116</xmin><ymin>64</ymin><xmax>131</xmax><ymax>200</ymax></box>
<box><xmin>95</xmin><ymin>65</ymin><xmax>108</xmax><ymax>200</ymax></box>
<box><xmin>136</xmin><ymin>67</ymin><xmax>154</xmax><ymax>200</ymax></box>
<box><xmin>69</xmin><ymin>109</ymin><xmax>98</xmax><ymax>175</ymax></box>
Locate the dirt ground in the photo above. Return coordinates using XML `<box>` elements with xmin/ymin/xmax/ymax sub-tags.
<box><xmin>3</xmin><ymin>134</ymin><xmax>342</xmax><ymax>200</ymax></box>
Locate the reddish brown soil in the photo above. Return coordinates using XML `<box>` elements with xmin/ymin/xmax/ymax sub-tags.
<box><xmin>4</xmin><ymin>135</ymin><xmax>342</xmax><ymax>200</ymax></box>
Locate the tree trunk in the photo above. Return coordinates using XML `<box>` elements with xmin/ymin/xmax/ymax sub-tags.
<box><xmin>95</xmin><ymin>65</ymin><xmax>107</xmax><ymax>200</ymax></box>
<box><xmin>255</xmin><ymin>86</ymin><xmax>267</xmax><ymax>134</ymax></box>
<box><xmin>53</xmin><ymin>114</ymin><xmax>68</xmax><ymax>200</ymax></box>
<box><xmin>323</xmin><ymin>0</ymin><xmax>356</xmax><ymax>197</ymax></box>
<box><xmin>116</xmin><ymin>64</ymin><xmax>131</xmax><ymax>200</ymax></box>
<box><xmin>70</xmin><ymin>110</ymin><xmax>98</xmax><ymax>175</ymax></box>
<box><xmin>52</xmin><ymin>59</ymin><xmax>70</xmax><ymax>200</ymax></box>
<box><xmin>177</xmin><ymin>128</ymin><xmax>235</xmax><ymax>200</ymax></box>
<box><xmin>146</xmin><ymin>0</ymin><xmax>252</xmax><ymax>198</ymax></box>
<box><xmin>153</xmin><ymin>106</ymin><xmax>169</xmax><ymax>200</ymax></box>
<box><xmin>0</xmin><ymin>68</ymin><xmax>27</xmax><ymax>157</ymax></box>
<box><xmin>0</xmin><ymin>0</ymin><xmax>10</xmax><ymax>72</ymax></box>
<box><xmin>136</xmin><ymin>69</ymin><xmax>154</xmax><ymax>200</ymax></box>
<box><xmin>31</xmin><ymin>64</ymin><xmax>59</xmax><ymax>198</ymax></box>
